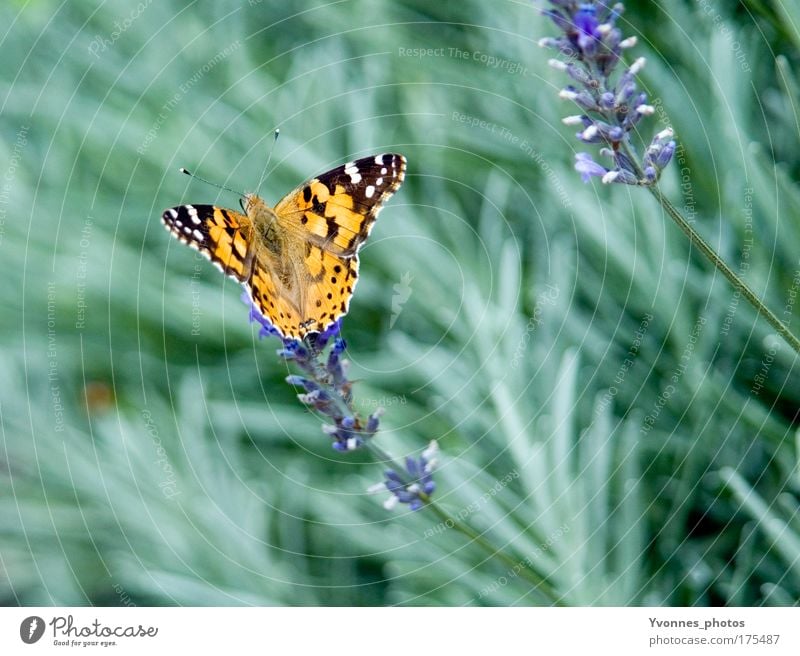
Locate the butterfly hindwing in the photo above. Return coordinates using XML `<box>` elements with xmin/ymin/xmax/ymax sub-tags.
<box><xmin>300</xmin><ymin>244</ymin><xmax>359</xmax><ymax>332</ymax></box>
<box><xmin>247</xmin><ymin>243</ymin><xmax>359</xmax><ymax>338</ymax></box>
<box><xmin>161</xmin><ymin>204</ymin><xmax>255</xmax><ymax>282</ymax></box>
<box><xmin>273</xmin><ymin>153</ymin><xmax>406</xmax><ymax>257</ymax></box>
<box><xmin>248</xmin><ymin>256</ymin><xmax>306</xmax><ymax>337</ymax></box>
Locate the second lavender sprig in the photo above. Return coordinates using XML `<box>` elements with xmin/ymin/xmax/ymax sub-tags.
<box><xmin>539</xmin><ymin>0</ymin><xmax>800</xmax><ymax>355</ymax></box>
<box><xmin>540</xmin><ymin>1</ymin><xmax>675</xmax><ymax>185</ymax></box>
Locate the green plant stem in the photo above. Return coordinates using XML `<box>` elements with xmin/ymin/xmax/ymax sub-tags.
<box><xmin>649</xmin><ymin>186</ymin><xmax>800</xmax><ymax>355</ymax></box>
<box><xmin>362</xmin><ymin>439</ymin><xmax>565</xmax><ymax>606</ymax></box>
<box><xmin>423</xmin><ymin>497</ymin><xmax>565</xmax><ymax>605</ymax></box>
<box><xmin>620</xmin><ymin>142</ymin><xmax>800</xmax><ymax>355</ymax></box>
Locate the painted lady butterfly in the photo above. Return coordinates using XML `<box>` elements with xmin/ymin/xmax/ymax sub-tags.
<box><xmin>162</xmin><ymin>154</ymin><xmax>406</xmax><ymax>339</ymax></box>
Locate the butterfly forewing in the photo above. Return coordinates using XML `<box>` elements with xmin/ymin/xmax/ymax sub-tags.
<box><xmin>161</xmin><ymin>204</ymin><xmax>255</xmax><ymax>282</ymax></box>
<box><xmin>273</xmin><ymin>153</ymin><xmax>406</xmax><ymax>257</ymax></box>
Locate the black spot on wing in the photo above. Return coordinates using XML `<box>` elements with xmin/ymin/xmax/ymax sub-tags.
<box><xmin>325</xmin><ymin>216</ymin><xmax>339</xmax><ymax>240</ymax></box>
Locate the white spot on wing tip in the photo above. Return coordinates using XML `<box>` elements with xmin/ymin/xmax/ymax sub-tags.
<box><xmin>168</xmin><ymin>208</ymin><xmax>178</xmax><ymax>219</ymax></box>
<box><xmin>192</xmin><ymin>229</ymin><xmax>204</xmax><ymax>241</ymax></box>
<box><xmin>375</xmin><ymin>155</ymin><xmax>384</xmax><ymax>165</ymax></box>
<box><xmin>344</xmin><ymin>163</ymin><xmax>362</xmax><ymax>185</ymax></box>
<box><xmin>365</xmin><ymin>185</ymin><xmax>375</xmax><ymax>198</ymax></box>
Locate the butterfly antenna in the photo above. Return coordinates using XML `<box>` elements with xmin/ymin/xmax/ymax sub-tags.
<box><xmin>256</xmin><ymin>128</ymin><xmax>280</xmax><ymax>195</ymax></box>
<box><xmin>179</xmin><ymin>168</ymin><xmax>244</xmax><ymax>197</ymax></box>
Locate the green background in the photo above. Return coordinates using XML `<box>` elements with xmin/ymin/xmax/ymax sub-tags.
<box><xmin>1</xmin><ymin>0</ymin><xmax>800</xmax><ymax>606</ymax></box>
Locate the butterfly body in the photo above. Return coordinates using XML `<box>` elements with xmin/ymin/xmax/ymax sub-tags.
<box><xmin>162</xmin><ymin>154</ymin><xmax>406</xmax><ymax>340</ymax></box>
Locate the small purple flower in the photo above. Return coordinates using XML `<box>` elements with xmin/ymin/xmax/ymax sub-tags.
<box><xmin>242</xmin><ymin>291</ymin><xmax>282</xmax><ymax>339</ymax></box>
<box><xmin>575</xmin><ymin>152</ymin><xmax>607</xmax><ymax>182</ymax></box>
<box><xmin>574</xmin><ymin>4</ymin><xmax>600</xmax><ymax>55</ymax></box>
<box><xmin>308</xmin><ymin>318</ymin><xmax>342</xmax><ymax>351</ymax></box>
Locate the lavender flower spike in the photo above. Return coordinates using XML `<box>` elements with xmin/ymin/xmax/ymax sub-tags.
<box><xmin>242</xmin><ymin>286</ymin><xmax>436</xmax><ymax>505</ymax></box>
<box><xmin>540</xmin><ymin>1</ymin><xmax>676</xmax><ymax>186</ymax></box>
<box><xmin>241</xmin><ymin>295</ymin><xmax>397</xmax><ymax>455</ymax></box>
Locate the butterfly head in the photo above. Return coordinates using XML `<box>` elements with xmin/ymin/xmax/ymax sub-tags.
<box><xmin>241</xmin><ymin>192</ymin><xmax>271</xmax><ymax>218</ymax></box>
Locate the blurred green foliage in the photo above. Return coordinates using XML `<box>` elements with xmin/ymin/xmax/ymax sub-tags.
<box><xmin>1</xmin><ymin>0</ymin><xmax>799</xmax><ymax>606</ymax></box>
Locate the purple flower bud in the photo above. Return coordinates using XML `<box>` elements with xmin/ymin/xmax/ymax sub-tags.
<box><xmin>366</xmin><ymin>410</ymin><xmax>382</xmax><ymax>433</ymax></box>
<box><xmin>573</xmin><ymin>90</ymin><xmax>599</xmax><ymax>111</ymax></box>
<box><xmin>565</xmin><ymin>63</ymin><xmax>593</xmax><ymax>86</ymax></box>
<box><xmin>603</xmin><ymin>169</ymin><xmax>639</xmax><ymax>185</ymax></box>
<box><xmin>603</xmin><ymin>26</ymin><xmax>622</xmax><ymax>52</ymax></box>
<box><xmin>297</xmin><ymin>389</ymin><xmax>324</xmax><ymax>405</ymax></box>
<box><xmin>654</xmin><ymin>140</ymin><xmax>676</xmax><ymax>169</ymax></box>
<box><xmin>577</xmin><ymin>124</ymin><xmax>602</xmax><ymax>143</ymax></box>
<box><xmin>615</xmin><ymin>81</ymin><xmax>636</xmax><ymax>107</ymax></box>
<box><xmin>613</xmin><ymin>150</ymin><xmax>637</xmax><ymax>174</ymax></box>
<box><xmin>593</xmin><ymin>121</ymin><xmax>624</xmax><ymax>142</ymax></box>
<box><xmin>385</xmin><ymin>469</ymin><xmax>404</xmax><ymax>486</ymax></box>
<box><xmin>538</xmin><ymin>36</ymin><xmax>562</xmax><ymax>50</ymax></box>
<box><xmin>326</xmin><ymin>347</ymin><xmax>346</xmax><ymax>387</ymax></box>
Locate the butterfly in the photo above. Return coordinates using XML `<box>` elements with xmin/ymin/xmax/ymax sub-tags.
<box><xmin>162</xmin><ymin>154</ymin><xmax>407</xmax><ymax>340</ymax></box>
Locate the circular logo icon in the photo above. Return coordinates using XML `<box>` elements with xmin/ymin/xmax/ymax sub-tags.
<box><xmin>20</xmin><ymin>616</ymin><xmax>45</xmax><ymax>644</ymax></box>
